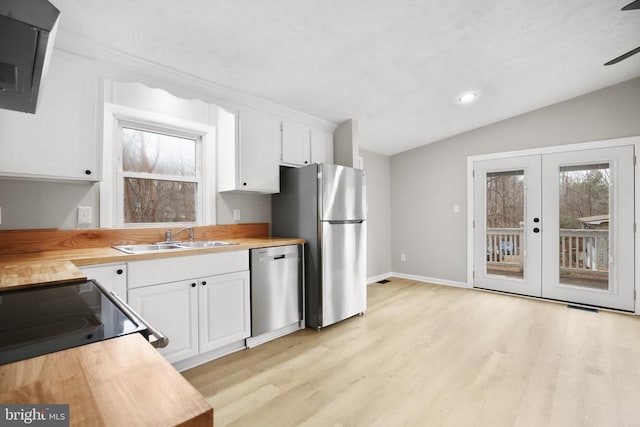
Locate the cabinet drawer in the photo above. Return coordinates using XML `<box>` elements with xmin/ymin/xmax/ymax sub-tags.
<box><xmin>128</xmin><ymin>250</ymin><xmax>249</xmax><ymax>289</ymax></box>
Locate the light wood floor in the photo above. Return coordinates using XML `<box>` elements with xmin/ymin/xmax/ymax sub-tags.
<box><xmin>182</xmin><ymin>278</ymin><xmax>640</xmax><ymax>426</ymax></box>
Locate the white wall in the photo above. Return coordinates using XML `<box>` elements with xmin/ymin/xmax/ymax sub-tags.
<box><xmin>0</xmin><ymin>180</ymin><xmax>98</xmax><ymax>229</ymax></box>
<box><xmin>361</xmin><ymin>150</ymin><xmax>391</xmax><ymax>281</ymax></box>
<box><xmin>390</xmin><ymin>77</ymin><xmax>640</xmax><ymax>284</ymax></box>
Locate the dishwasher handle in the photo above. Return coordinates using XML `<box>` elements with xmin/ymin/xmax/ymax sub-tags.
<box><xmin>273</xmin><ymin>254</ymin><xmax>285</xmax><ymax>260</ymax></box>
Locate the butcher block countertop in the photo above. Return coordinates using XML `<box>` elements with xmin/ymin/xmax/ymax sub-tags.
<box><xmin>0</xmin><ymin>225</ymin><xmax>303</xmax><ymax>426</ymax></box>
<box><xmin>0</xmin><ymin>237</ymin><xmax>304</xmax><ymax>291</ymax></box>
<box><xmin>0</xmin><ymin>333</ymin><xmax>213</xmax><ymax>426</ymax></box>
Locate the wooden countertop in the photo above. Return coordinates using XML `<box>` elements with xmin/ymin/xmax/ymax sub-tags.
<box><xmin>0</xmin><ymin>237</ymin><xmax>304</xmax><ymax>291</ymax></box>
<box><xmin>0</xmin><ymin>333</ymin><xmax>213</xmax><ymax>426</ymax></box>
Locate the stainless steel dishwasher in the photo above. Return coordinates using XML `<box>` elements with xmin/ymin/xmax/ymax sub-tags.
<box><xmin>250</xmin><ymin>245</ymin><xmax>302</xmax><ymax>341</ymax></box>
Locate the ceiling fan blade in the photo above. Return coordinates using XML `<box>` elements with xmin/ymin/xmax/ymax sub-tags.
<box><xmin>604</xmin><ymin>46</ymin><xmax>640</xmax><ymax>65</ymax></box>
<box><xmin>622</xmin><ymin>0</ymin><xmax>640</xmax><ymax>10</ymax></box>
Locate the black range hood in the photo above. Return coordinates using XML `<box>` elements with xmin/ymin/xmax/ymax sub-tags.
<box><xmin>0</xmin><ymin>0</ymin><xmax>60</xmax><ymax>114</ymax></box>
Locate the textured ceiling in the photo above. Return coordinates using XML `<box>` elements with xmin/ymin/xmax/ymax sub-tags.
<box><xmin>50</xmin><ymin>0</ymin><xmax>640</xmax><ymax>155</ymax></box>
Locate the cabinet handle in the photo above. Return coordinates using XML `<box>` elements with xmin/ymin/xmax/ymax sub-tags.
<box><xmin>191</xmin><ymin>283</ymin><xmax>196</xmax><ymax>288</ymax></box>
<box><xmin>85</xmin><ymin>169</ymin><xmax>92</xmax><ymax>175</ymax></box>
<box><xmin>116</xmin><ymin>269</ymin><xmax>123</xmax><ymax>275</ymax></box>
<box><xmin>243</xmin><ymin>182</ymin><xmax>247</xmax><ymax>186</ymax></box>
<box><xmin>304</xmin><ymin>161</ymin><xmax>308</xmax><ymax>164</ymax></box>
<box><xmin>201</xmin><ymin>281</ymin><xmax>207</xmax><ymax>286</ymax></box>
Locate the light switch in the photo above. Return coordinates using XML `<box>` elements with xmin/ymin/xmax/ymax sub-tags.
<box><xmin>453</xmin><ymin>204</ymin><xmax>460</xmax><ymax>213</ymax></box>
<box><xmin>78</xmin><ymin>206</ymin><xmax>92</xmax><ymax>225</ymax></box>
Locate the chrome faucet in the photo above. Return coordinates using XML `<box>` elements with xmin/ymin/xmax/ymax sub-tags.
<box><xmin>174</xmin><ymin>227</ymin><xmax>195</xmax><ymax>242</ymax></box>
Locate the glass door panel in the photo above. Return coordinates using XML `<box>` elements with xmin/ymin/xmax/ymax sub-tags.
<box><xmin>486</xmin><ymin>170</ymin><xmax>525</xmax><ymax>280</ymax></box>
<box><xmin>473</xmin><ymin>156</ymin><xmax>541</xmax><ymax>297</ymax></box>
<box><xmin>558</xmin><ymin>163</ymin><xmax>610</xmax><ymax>290</ymax></box>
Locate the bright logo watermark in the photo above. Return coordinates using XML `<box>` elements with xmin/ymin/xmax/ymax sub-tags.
<box><xmin>1</xmin><ymin>405</ymin><xmax>69</xmax><ymax>426</ymax></box>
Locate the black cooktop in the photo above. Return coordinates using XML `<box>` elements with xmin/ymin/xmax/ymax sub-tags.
<box><xmin>0</xmin><ymin>280</ymin><xmax>148</xmax><ymax>365</ymax></box>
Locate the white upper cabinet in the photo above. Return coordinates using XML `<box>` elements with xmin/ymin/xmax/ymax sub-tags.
<box><xmin>0</xmin><ymin>51</ymin><xmax>99</xmax><ymax>181</ymax></box>
<box><xmin>310</xmin><ymin>127</ymin><xmax>334</xmax><ymax>165</ymax></box>
<box><xmin>281</xmin><ymin>120</ymin><xmax>334</xmax><ymax>167</ymax></box>
<box><xmin>281</xmin><ymin>120</ymin><xmax>311</xmax><ymax>166</ymax></box>
<box><xmin>218</xmin><ymin>106</ymin><xmax>280</xmax><ymax>193</ymax></box>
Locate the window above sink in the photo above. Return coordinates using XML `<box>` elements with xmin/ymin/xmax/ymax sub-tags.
<box><xmin>101</xmin><ymin>80</ymin><xmax>217</xmax><ymax>228</ymax></box>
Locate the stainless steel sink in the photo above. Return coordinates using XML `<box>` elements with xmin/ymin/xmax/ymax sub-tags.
<box><xmin>176</xmin><ymin>241</ymin><xmax>238</xmax><ymax>249</ymax></box>
<box><xmin>113</xmin><ymin>241</ymin><xmax>237</xmax><ymax>254</ymax></box>
<box><xmin>113</xmin><ymin>243</ymin><xmax>184</xmax><ymax>254</ymax></box>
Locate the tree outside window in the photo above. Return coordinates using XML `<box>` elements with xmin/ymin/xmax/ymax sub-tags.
<box><xmin>120</xmin><ymin>127</ymin><xmax>200</xmax><ymax>224</ymax></box>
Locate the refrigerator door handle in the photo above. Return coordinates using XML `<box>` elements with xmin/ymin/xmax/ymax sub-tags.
<box><xmin>327</xmin><ymin>220</ymin><xmax>365</xmax><ymax>225</ymax></box>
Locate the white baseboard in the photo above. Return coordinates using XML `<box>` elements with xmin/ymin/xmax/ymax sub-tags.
<box><xmin>367</xmin><ymin>272</ymin><xmax>393</xmax><ymax>284</ymax></box>
<box><xmin>390</xmin><ymin>272</ymin><xmax>470</xmax><ymax>289</ymax></box>
<box><xmin>246</xmin><ymin>322</ymin><xmax>302</xmax><ymax>348</ymax></box>
<box><xmin>173</xmin><ymin>340</ymin><xmax>246</xmax><ymax>372</ymax></box>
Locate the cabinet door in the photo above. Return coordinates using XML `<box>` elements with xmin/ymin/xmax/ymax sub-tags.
<box><xmin>198</xmin><ymin>271</ymin><xmax>250</xmax><ymax>353</ymax></box>
<box><xmin>128</xmin><ymin>280</ymin><xmax>199</xmax><ymax>363</ymax></box>
<box><xmin>0</xmin><ymin>51</ymin><xmax>98</xmax><ymax>180</ymax></box>
<box><xmin>310</xmin><ymin>128</ymin><xmax>334</xmax><ymax>165</ymax></box>
<box><xmin>281</xmin><ymin>121</ymin><xmax>311</xmax><ymax>166</ymax></box>
<box><xmin>79</xmin><ymin>263</ymin><xmax>127</xmax><ymax>301</ymax></box>
<box><xmin>238</xmin><ymin>108</ymin><xmax>280</xmax><ymax>192</ymax></box>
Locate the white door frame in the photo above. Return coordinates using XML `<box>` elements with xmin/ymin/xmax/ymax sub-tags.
<box><xmin>466</xmin><ymin>136</ymin><xmax>639</xmax><ymax>314</ymax></box>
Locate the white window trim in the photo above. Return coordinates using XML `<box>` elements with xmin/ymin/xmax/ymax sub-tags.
<box><xmin>102</xmin><ymin>102</ymin><xmax>216</xmax><ymax>228</ymax></box>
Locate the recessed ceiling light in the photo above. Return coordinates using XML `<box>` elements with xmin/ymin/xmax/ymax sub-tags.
<box><xmin>457</xmin><ymin>91</ymin><xmax>478</xmax><ymax>104</ymax></box>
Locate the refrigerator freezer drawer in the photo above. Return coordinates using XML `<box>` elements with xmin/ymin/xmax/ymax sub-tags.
<box><xmin>321</xmin><ymin>221</ymin><xmax>366</xmax><ymax>327</ymax></box>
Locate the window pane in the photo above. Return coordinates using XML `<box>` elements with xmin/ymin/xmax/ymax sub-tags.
<box><xmin>123</xmin><ymin>128</ymin><xmax>196</xmax><ymax>177</ymax></box>
<box><xmin>558</xmin><ymin>164</ymin><xmax>609</xmax><ymax>290</ymax></box>
<box><xmin>124</xmin><ymin>178</ymin><xmax>196</xmax><ymax>223</ymax></box>
<box><xmin>486</xmin><ymin>170</ymin><xmax>525</xmax><ymax>279</ymax></box>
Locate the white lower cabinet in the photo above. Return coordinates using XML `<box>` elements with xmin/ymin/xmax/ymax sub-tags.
<box><xmin>198</xmin><ymin>271</ymin><xmax>250</xmax><ymax>353</ymax></box>
<box><xmin>128</xmin><ymin>279</ymin><xmax>200</xmax><ymax>363</ymax></box>
<box><xmin>127</xmin><ymin>251</ymin><xmax>250</xmax><ymax>366</ymax></box>
<box><xmin>79</xmin><ymin>263</ymin><xmax>127</xmax><ymax>301</ymax></box>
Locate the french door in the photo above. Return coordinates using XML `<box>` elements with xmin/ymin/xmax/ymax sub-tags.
<box><xmin>473</xmin><ymin>146</ymin><xmax>635</xmax><ymax>311</ymax></box>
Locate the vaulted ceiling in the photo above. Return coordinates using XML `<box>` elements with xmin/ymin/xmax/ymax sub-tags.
<box><xmin>51</xmin><ymin>0</ymin><xmax>640</xmax><ymax>155</ymax></box>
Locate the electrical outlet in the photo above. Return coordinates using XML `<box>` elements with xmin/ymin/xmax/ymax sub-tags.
<box><xmin>77</xmin><ymin>206</ymin><xmax>92</xmax><ymax>225</ymax></box>
<box><xmin>400</xmin><ymin>253</ymin><xmax>406</xmax><ymax>262</ymax></box>
<box><xmin>453</xmin><ymin>204</ymin><xmax>460</xmax><ymax>213</ymax></box>
<box><xmin>0</xmin><ymin>206</ymin><xmax>2</xmax><ymax>225</ymax></box>
<box><xmin>233</xmin><ymin>209</ymin><xmax>241</xmax><ymax>221</ymax></box>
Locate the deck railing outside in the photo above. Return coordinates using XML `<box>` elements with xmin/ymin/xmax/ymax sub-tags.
<box><xmin>486</xmin><ymin>227</ymin><xmax>609</xmax><ymax>274</ymax></box>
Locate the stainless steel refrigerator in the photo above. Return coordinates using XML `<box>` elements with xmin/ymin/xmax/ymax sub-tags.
<box><xmin>272</xmin><ymin>164</ymin><xmax>366</xmax><ymax>329</ymax></box>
